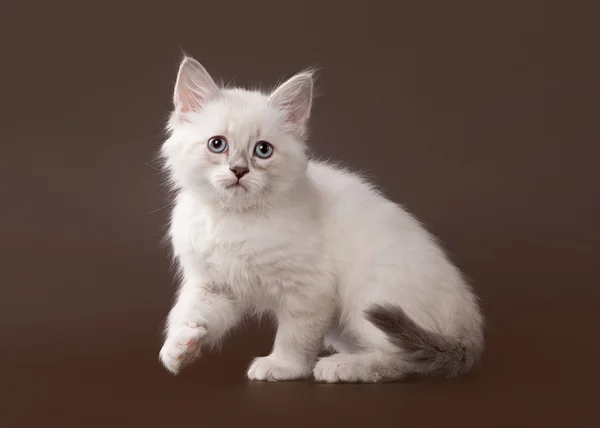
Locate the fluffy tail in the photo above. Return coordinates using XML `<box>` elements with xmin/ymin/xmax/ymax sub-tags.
<box><xmin>366</xmin><ymin>304</ymin><xmax>483</xmax><ymax>377</ymax></box>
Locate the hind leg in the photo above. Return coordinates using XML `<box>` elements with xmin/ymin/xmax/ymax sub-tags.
<box><xmin>315</xmin><ymin>308</ymin><xmax>408</xmax><ymax>383</ymax></box>
<box><xmin>314</xmin><ymin>351</ymin><xmax>408</xmax><ymax>383</ymax></box>
<box><xmin>323</xmin><ymin>326</ymin><xmax>361</xmax><ymax>354</ymax></box>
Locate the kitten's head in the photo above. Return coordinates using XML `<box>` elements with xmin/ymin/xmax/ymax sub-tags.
<box><xmin>162</xmin><ymin>56</ymin><xmax>314</xmax><ymax>210</ymax></box>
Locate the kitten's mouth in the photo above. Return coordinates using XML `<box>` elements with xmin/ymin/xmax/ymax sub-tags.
<box><xmin>225</xmin><ymin>182</ymin><xmax>247</xmax><ymax>191</ymax></box>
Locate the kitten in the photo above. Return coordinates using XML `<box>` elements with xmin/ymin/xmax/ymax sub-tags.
<box><xmin>158</xmin><ymin>56</ymin><xmax>484</xmax><ymax>383</ymax></box>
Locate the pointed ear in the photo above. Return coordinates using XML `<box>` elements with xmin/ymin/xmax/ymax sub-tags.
<box><xmin>269</xmin><ymin>70</ymin><xmax>314</xmax><ymax>133</ymax></box>
<box><xmin>173</xmin><ymin>56</ymin><xmax>219</xmax><ymax>114</ymax></box>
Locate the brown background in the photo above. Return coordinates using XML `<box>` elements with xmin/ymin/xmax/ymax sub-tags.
<box><xmin>1</xmin><ymin>1</ymin><xmax>598</xmax><ymax>427</ymax></box>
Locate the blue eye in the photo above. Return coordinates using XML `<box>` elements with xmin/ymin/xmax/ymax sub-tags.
<box><xmin>254</xmin><ymin>141</ymin><xmax>273</xmax><ymax>159</ymax></box>
<box><xmin>208</xmin><ymin>137</ymin><xmax>227</xmax><ymax>153</ymax></box>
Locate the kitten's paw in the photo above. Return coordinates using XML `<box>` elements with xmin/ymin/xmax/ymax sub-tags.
<box><xmin>247</xmin><ymin>356</ymin><xmax>309</xmax><ymax>381</ymax></box>
<box><xmin>159</xmin><ymin>322</ymin><xmax>207</xmax><ymax>374</ymax></box>
<box><xmin>313</xmin><ymin>353</ymin><xmax>386</xmax><ymax>383</ymax></box>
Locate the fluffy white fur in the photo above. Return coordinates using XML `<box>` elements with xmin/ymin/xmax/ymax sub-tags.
<box><xmin>158</xmin><ymin>56</ymin><xmax>484</xmax><ymax>383</ymax></box>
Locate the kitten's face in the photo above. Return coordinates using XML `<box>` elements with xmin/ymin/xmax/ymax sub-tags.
<box><xmin>163</xmin><ymin>90</ymin><xmax>308</xmax><ymax>210</ymax></box>
<box><xmin>162</xmin><ymin>57</ymin><xmax>313</xmax><ymax>211</ymax></box>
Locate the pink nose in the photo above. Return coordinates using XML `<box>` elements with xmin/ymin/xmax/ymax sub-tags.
<box><xmin>229</xmin><ymin>166</ymin><xmax>249</xmax><ymax>179</ymax></box>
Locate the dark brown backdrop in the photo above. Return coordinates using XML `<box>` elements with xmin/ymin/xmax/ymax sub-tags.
<box><xmin>1</xmin><ymin>1</ymin><xmax>598</xmax><ymax>427</ymax></box>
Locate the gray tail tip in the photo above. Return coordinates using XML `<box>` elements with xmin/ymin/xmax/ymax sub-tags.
<box><xmin>365</xmin><ymin>304</ymin><xmax>481</xmax><ymax>377</ymax></box>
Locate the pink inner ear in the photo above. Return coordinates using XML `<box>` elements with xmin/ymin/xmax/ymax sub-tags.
<box><xmin>273</xmin><ymin>98</ymin><xmax>302</xmax><ymax>126</ymax></box>
<box><xmin>283</xmin><ymin>109</ymin><xmax>296</xmax><ymax>124</ymax></box>
<box><xmin>175</xmin><ymin>77</ymin><xmax>205</xmax><ymax>113</ymax></box>
<box><xmin>178</xmin><ymin>90</ymin><xmax>202</xmax><ymax>113</ymax></box>
<box><xmin>284</xmin><ymin>104</ymin><xmax>308</xmax><ymax>128</ymax></box>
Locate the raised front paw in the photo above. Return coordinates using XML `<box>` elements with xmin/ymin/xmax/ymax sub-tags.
<box><xmin>247</xmin><ymin>356</ymin><xmax>310</xmax><ymax>382</ymax></box>
<box><xmin>159</xmin><ymin>322</ymin><xmax>207</xmax><ymax>374</ymax></box>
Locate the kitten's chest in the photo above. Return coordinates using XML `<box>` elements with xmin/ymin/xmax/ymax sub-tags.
<box><xmin>172</xmin><ymin>200</ymin><xmax>324</xmax><ymax>299</ymax></box>
<box><xmin>200</xmin><ymin>238</ymin><xmax>264</xmax><ymax>285</ymax></box>
<box><xmin>190</xmin><ymin>220</ymin><xmax>302</xmax><ymax>293</ymax></box>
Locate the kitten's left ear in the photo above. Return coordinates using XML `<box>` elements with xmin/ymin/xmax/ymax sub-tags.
<box><xmin>173</xmin><ymin>56</ymin><xmax>219</xmax><ymax>115</ymax></box>
<box><xmin>269</xmin><ymin>70</ymin><xmax>314</xmax><ymax>134</ymax></box>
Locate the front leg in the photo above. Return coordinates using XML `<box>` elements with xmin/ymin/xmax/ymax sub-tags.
<box><xmin>247</xmin><ymin>292</ymin><xmax>333</xmax><ymax>381</ymax></box>
<box><xmin>159</xmin><ymin>282</ymin><xmax>241</xmax><ymax>374</ymax></box>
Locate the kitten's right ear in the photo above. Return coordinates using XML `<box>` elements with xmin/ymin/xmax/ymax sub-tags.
<box><xmin>173</xmin><ymin>56</ymin><xmax>219</xmax><ymax>116</ymax></box>
<box><xmin>269</xmin><ymin>70</ymin><xmax>314</xmax><ymax>135</ymax></box>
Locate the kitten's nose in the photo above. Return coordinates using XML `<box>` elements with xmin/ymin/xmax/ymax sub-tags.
<box><xmin>229</xmin><ymin>166</ymin><xmax>249</xmax><ymax>179</ymax></box>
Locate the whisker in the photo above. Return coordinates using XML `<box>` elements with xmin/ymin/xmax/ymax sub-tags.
<box><xmin>144</xmin><ymin>162</ymin><xmax>162</xmax><ymax>172</ymax></box>
<box><xmin>146</xmin><ymin>203</ymin><xmax>173</xmax><ymax>214</ymax></box>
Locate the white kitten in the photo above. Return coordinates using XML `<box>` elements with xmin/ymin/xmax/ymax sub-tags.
<box><xmin>158</xmin><ymin>56</ymin><xmax>484</xmax><ymax>383</ymax></box>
